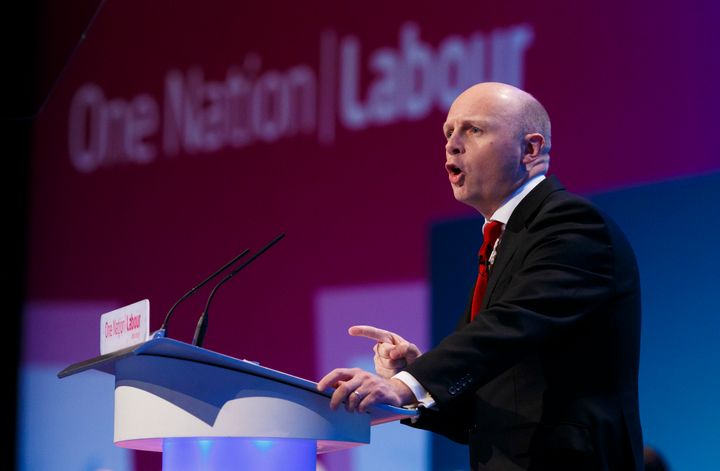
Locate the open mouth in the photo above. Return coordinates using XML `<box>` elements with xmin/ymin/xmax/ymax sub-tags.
<box><xmin>446</xmin><ymin>163</ymin><xmax>464</xmax><ymax>185</ymax></box>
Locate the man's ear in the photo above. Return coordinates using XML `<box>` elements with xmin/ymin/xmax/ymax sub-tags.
<box><xmin>522</xmin><ymin>133</ymin><xmax>545</xmax><ymax>164</ymax></box>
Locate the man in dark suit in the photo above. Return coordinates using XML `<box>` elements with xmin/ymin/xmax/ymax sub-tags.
<box><xmin>317</xmin><ymin>82</ymin><xmax>643</xmax><ymax>470</ymax></box>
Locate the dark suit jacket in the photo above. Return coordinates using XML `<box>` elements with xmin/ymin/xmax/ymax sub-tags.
<box><xmin>403</xmin><ymin>176</ymin><xmax>643</xmax><ymax>470</ymax></box>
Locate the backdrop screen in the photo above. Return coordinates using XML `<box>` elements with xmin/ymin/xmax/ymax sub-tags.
<box><xmin>21</xmin><ymin>1</ymin><xmax>720</xmax><ymax>470</ymax></box>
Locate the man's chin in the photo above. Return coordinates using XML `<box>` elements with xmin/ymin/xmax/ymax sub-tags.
<box><xmin>452</xmin><ymin>188</ymin><xmax>472</xmax><ymax>205</ymax></box>
<box><xmin>452</xmin><ymin>189</ymin><xmax>484</xmax><ymax>213</ymax></box>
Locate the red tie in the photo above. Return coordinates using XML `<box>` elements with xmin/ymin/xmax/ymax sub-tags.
<box><xmin>470</xmin><ymin>220</ymin><xmax>504</xmax><ymax>320</ymax></box>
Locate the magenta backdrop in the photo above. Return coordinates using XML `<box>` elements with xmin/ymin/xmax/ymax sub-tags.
<box><xmin>25</xmin><ymin>1</ymin><xmax>720</xmax><ymax>468</ymax></box>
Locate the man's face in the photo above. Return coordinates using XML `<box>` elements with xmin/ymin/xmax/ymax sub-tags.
<box><xmin>443</xmin><ymin>88</ymin><xmax>527</xmax><ymax>216</ymax></box>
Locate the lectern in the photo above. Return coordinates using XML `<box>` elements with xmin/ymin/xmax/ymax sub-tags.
<box><xmin>58</xmin><ymin>337</ymin><xmax>417</xmax><ymax>470</ymax></box>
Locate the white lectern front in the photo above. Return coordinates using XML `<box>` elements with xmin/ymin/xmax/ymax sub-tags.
<box><xmin>58</xmin><ymin>338</ymin><xmax>417</xmax><ymax>470</ymax></box>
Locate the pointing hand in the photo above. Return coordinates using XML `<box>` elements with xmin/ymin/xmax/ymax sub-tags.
<box><xmin>348</xmin><ymin>325</ymin><xmax>421</xmax><ymax>379</ymax></box>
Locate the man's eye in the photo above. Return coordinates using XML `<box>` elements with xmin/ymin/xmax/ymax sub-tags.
<box><xmin>471</xmin><ymin>127</ymin><xmax>481</xmax><ymax>133</ymax></box>
<box><xmin>445</xmin><ymin>129</ymin><xmax>453</xmax><ymax>138</ymax></box>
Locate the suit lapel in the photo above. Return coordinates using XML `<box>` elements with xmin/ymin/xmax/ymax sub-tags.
<box><xmin>480</xmin><ymin>176</ymin><xmax>565</xmax><ymax>310</ymax></box>
<box><xmin>481</xmin><ymin>229</ymin><xmax>519</xmax><ymax>310</ymax></box>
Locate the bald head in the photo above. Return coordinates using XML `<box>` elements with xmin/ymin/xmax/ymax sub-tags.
<box><xmin>452</xmin><ymin>82</ymin><xmax>551</xmax><ymax>156</ymax></box>
<box><xmin>443</xmin><ymin>82</ymin><xmax>553</xmax><ymax>216</ymax></box>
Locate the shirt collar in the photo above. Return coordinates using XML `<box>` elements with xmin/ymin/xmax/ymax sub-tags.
<box><xmin>486</xmin><ymin>175</ymin><xmax>546</xmax><ymax>226</ymax></box>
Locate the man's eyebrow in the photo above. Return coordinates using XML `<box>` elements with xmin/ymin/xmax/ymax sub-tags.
<box><xmin>443</xmin><ymin>118</ymin><xmax>492</xmax><ymax>131</ymax></box>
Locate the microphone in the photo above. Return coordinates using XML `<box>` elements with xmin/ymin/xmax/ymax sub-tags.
<box><xmin>156</xmin><ymin>248</ymin><xmax>251</xmax><ymax>339</ymax></box>
<box><xmin>192</xmin><ymin>232</ymin><xmax>286</xmax><ymax>348</ymax></box>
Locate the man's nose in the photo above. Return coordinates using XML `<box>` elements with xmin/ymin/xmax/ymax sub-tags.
<box><xmin>445</xmin><ymin>135</ymin><xmax>463</xmax><ymax>155</ymax></box>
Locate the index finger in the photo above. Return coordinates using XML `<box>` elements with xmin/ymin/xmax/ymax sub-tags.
<box><xmin>348</xmin><ymin>325</ymin><xmax>397</xmax><ymax>344</ymax></box>
<box><xmin>316</xmin><ymin>368</ymin><xmax>353</xmax><ymax>392</ymax></box>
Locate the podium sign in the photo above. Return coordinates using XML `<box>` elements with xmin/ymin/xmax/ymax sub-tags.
<box><xmin>59</xmin><ymin>338</ymin><xmax>417</xmax><ymax>470</ymax></box>
<box><xmin>100</xmin><ymin>299</ymin><xmax>150</xmax><ymax>355</ymax></box>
